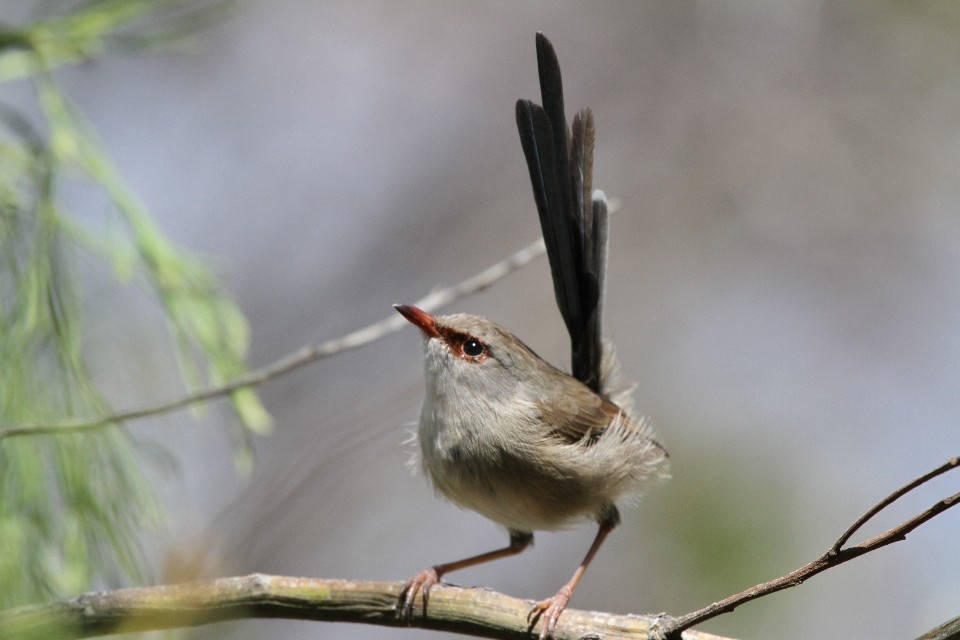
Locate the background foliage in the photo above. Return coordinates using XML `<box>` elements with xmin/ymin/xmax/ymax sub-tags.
<box><xmin>0</xmin><ymin>0</ymin><xmax>264</xmax><ymax>607</ymax></box>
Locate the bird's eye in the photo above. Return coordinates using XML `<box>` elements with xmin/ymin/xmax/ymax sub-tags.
<box><xmin>462</xmin><ymin>338</ymin><xmax>485</xmax><ymax>358</ymax></box>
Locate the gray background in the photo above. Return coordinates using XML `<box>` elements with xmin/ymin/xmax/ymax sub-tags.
<box><xmin>9</xmin><ymin>2</ymin><xmax>960</xmax><ymax>639</ymax></box>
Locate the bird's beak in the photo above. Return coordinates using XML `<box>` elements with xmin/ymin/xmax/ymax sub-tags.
<box><xmin>394</xmin><ymin>304</ymin><xmax>441</xmax><ymax>339</ymax></box>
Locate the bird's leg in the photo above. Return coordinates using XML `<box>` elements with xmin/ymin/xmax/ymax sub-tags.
<box><xmin>528</xmin><ymin>509</ymin><xmax>619</xmax><ymax>640</ymax></box>
<box><xmin>399</xmin><ymin>530</ymin><xmax>533</xmax><ymax>621</ymax></box>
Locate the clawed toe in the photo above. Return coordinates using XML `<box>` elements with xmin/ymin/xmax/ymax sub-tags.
<box><xmin>527</xmin><ymin>588</ymin><xmax>571</xmax><ymax>640</ymax></box>
<box><xmin>398</xmin><ymin>567</ymin><xmax>440</xmax><ymax>621</ymax></box>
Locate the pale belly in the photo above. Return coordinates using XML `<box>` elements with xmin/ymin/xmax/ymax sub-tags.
<box><xmin>419</xmin><ymin>427</ymin><xmax>604</xmax><ymax>532</ymax></box>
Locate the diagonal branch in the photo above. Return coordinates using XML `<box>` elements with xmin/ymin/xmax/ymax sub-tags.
<box><xmin>0</xmin><ymin>575</ymin><xmax>730</xmax><ymax>640</ymax></box>
<box><xmin>830</xmin><ymin>456</ymin><xmax>960</xmax><ymax>554</ymax></box>
<box><xmin>0</xmin><ymin>237</ymin><xmax>547</xmax><ymax>440</ymax></box>
<box><xmin>917</xmin><ymin>613</ymin><xmax>960</xmax><ymax>640</ymax></box>
<box><xmin>657</xmin><ymin>456</ymin><xmax>960</xmax><ymax>639</ymax></box>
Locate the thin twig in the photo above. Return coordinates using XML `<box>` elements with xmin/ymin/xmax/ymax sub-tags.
<box><xmin>0</xmin><ymin>238</ymin><xmax>547</xmax><ymax>440</ymax></box>
<box><xmin>830</xmin><ymin>456</ymin><xmax>959</xmax><ymax>554</ymax></box>
<box><xmin>1</xmin><ymin>196</ymin><xmax>626</xmax><ymax>440</ymax></box>
<box><xmin>0</xmin><ymin>574</ymin><xmax>730</xmax><ymax>640</ymax></box>
<box><xmin>657</xmin><ymin>457</ymin><xmax>960</xmax><ymax>639</ymax></box>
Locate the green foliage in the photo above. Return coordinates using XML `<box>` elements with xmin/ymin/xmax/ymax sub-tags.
<box><xmin>0</xmin><ymin>0</ymin><xmax>265</xmax><ymax>607</ymax></box>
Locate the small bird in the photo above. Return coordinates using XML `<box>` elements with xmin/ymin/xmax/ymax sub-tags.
<box><xmin>394</xmin><ymin>304</ymin><xmax>667</xmax><ymax>637</ymax></box>
<box><xmin>396</xmin><ymin>33</ymin><xmax>668</xmax><ymax>639</ymax></box>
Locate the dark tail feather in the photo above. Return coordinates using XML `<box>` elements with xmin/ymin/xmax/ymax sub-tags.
<box><xmin>517</xmin><ymin>33</ymin><xmax>610</xmax><ymax>394</ymax></box>
<box><xmin>571</xmin><ymin>109</ymin><xmax>603</xmax><ymax>389</ymax></box>
<box><xmin>516</xmin><ymin>99</ymin><xmax>581</xmax><ymax>332</ymax></box>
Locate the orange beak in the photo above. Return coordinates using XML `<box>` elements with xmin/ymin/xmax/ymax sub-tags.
<box><xmin>394</xmin><ymin>304</ymin><xmax>441</xmax><ymax>339</ymax></box>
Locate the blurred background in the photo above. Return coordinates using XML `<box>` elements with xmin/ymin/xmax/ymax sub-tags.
<box><xmin>4</xmin><ymin>2</ymin><xmax>960</xmax><ymax>639</ymax></box>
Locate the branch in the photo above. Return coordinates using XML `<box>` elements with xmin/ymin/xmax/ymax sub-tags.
<box><xmin>829</xmin><ymin>456</ymin><xmax>959</xmax><ymax>553</ymax></box>
<box><xmin>657</xmin><ymin>456</ymin><xmax>960</xmax><ymax>639</ymax></box>
<box><xmin>917</xmin><ymin>614</ymin><xmax>960</xmax><ymax>640</ymax></box>
<box><xmin>1</xmin><ymin>458</ymin><xmax>957</xmax><ymax>639</ymax></box>
<box><xmin>0</xmin><ymin>574</ymin><xmax>730</xmax><ymax>640</ymax></box>
<box><xmin>0</xmin><ymin>237</ymin><xmax>547</xmax><ymax>440</ymax></box>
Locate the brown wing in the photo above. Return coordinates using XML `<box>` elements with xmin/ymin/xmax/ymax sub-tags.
<box><xmin>537</xmin><ymin>394</ymin><xmax>640</xmax><ymax>446</ymax></box>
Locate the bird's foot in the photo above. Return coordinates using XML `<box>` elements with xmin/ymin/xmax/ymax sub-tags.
<box><xmin>398</xmin><ymin>566</ymin><xmax>441</xmax><ymax>621</ymax></box>
<box><xmin>527</xmin><ymin>585</ymin><xmax>572</xmax><ymax>640</ymax></box>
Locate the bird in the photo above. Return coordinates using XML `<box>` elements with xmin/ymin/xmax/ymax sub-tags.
<box><xmin>395</xmin><ymin>33</ymin><xmax>668</xmax><ymax>640</ymax></box>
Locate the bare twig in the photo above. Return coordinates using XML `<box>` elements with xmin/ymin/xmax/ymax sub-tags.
<box><xmin>1</xmin><ymin>196</ymin><xmax>629</xmax><ymax>441</ymax></box>
<box><xmin>830</xmin><ymin>456</ymin><xmax>960</xmax><ymax>554</ymax></box>
<box><xmin>657</xmin><ymin>457</ymin><xmax>960</xmax><ymax>639</ymax></box>
<box><xmin>0</xmin><ymin>238</ymin><xmax>547</xmax><ymax>440</ymax></box>
<box><xmin>0</xmin><ymin>574</ymin><xmax>729</xmax><ymax>640</ymax></box>
<box><xmin>917</xmin><ymin>613</ymin><xmax>960</xmax><ymax>640</ymax></box>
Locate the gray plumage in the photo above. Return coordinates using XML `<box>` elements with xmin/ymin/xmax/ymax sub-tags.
<box><xmin>412</xmin><ymin>312</ymin><xmax>668</xmax><ymax>533</ymax></box>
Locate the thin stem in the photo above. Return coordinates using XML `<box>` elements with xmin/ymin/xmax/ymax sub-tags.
<box><xmin>658</xmin><ymin>457</ymin><xmax>960</xmax><ymax>639</ymax></box>
<box><xmin>0</xmin><ymin>237</ymin><xmax>546</xmax><ymax>440</ymax></box>
<box><xmin>830</xmin><ymin>456</ymin><xmax>959</xmax><ymax>554</ymax></box>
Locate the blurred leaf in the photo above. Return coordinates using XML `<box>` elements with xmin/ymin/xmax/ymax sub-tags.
<box><xmin>232</xmin><ymin>387</ymin><xmax>274</xmax><ymax>435</ymax></box>
<box><xmin>0</xmin><ymin>0</ymin><xmax>235</xmax><ymax>82</ymax></box>
<box><xmin>0</xmin><ymin>0</ymin><xmax>262</xmax><ymax>608</ymax></box>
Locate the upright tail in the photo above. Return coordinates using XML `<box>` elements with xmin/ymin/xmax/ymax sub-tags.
<box><xmin>516</xmin><ymin>32</ymin><xmax>610</xmax><ymax>394</ymax></box>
